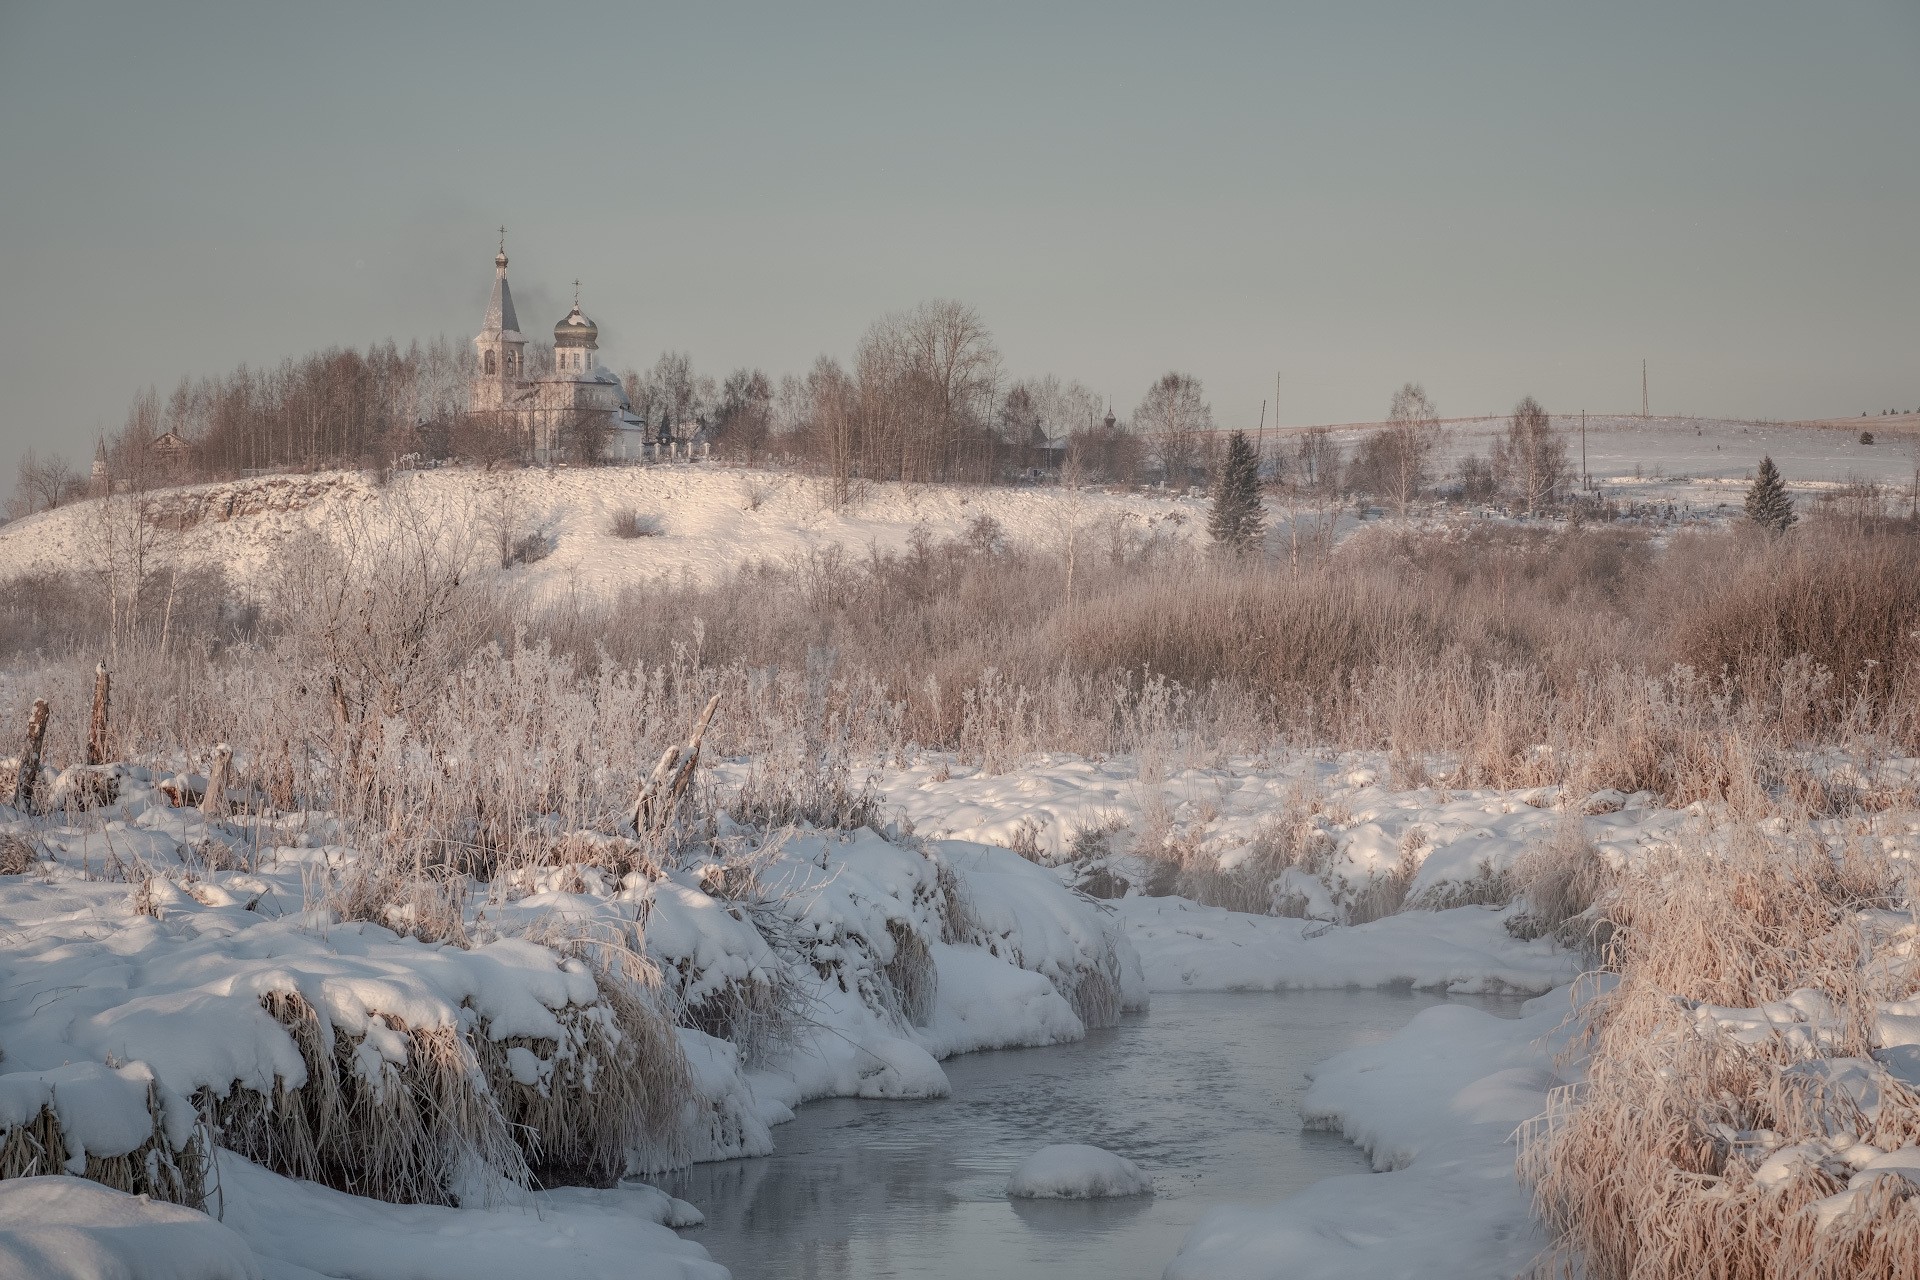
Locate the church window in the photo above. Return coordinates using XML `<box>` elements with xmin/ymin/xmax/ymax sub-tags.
<box><xmin>485</xmin><ymin>351</ymin><xmax>496</xmax><ymax>375</ymax></box>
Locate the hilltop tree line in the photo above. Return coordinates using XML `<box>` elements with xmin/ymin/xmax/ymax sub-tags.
<box><xmin>12</xmin><ymin>296</ymin><xmax>1601</xmax><ymax>520</ymax></box>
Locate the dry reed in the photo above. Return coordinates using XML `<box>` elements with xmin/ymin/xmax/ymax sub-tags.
<box><xmin>1520</xmin><ymin>826</ymin><xmax>1920</xmax><ymax>1279</ymax></box>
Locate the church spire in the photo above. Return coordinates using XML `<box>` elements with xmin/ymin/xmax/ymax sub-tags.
<box><xmin>474</xmin><ymin>230</ymin><xmax>528</xmax><ymax>393</ymax></box>
<box><xmin>483</xmin><ymin>230</ymin><xmax>520</xmax><ymax>335</ymax></box>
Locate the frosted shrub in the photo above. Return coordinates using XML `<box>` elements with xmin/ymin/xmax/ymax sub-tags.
<box><xmin>607</xmin><ymin>507</ymin><xmax>663</xmax><ymax>538</ymax></box>
<box><xmin>1504</xmin><ymin>813</ymin><xmax>1612</xmax><ymax>952</ymax></box>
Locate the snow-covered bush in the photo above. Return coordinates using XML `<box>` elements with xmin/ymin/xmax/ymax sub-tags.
<box><xmin>607</xmin><ymin>507</ymin><xmax>663</xmax><ymax>538</ymax></box>
<box><xmin>936</xmin><ymin>839</ymin><xmax>1146</xmax><ymax>1027</ymax></box>
<box><xmin>0</xmin><ymin>1063</ymin><xmax>202</xmax><ymax>1206</ymax></box>
<box><xmin>1502</xmin><ymin>812</ymin><xmax>1613</xmax><ymax>952</ymax></box>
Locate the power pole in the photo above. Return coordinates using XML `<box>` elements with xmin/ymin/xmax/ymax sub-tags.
<box><xmin>1274</xmin><ymin>371</ymin><xmax>1283</xmax><ymax>477</ymax></box>
<box><xmin>1641</xmin><ymin>360</ymin><xmax>1648</xmax><ymax>419</ymax></box>
<box><xmin>1581</xmin><ymin>409</ymin><xmax>1588</xmax><ymax>492</ymax></box>
<box><xmin>1256</xmin><ymin>399</ymin><xmax>1267</xmax><ymax>481</ymax></box>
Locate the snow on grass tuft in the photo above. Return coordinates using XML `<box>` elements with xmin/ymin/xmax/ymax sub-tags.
<box><xmin>0</xmin><ymin>1064</ymin><xmax>202</xmax><ymax>1207</ymax></box>
<box><xmin>1006</xmin><ymin>1144</ymin><xmax>1151</xmax><ymax>1199</ymax></box>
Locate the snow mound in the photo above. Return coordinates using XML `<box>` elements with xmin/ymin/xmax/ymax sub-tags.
<box><xmin>214</xmin><ymin>1151</ymin><xmax>726</xmax><ymax>1280</ymax></box>
<box><xmin>1005</xmin><ymin>1143</ymin><xmax>1151</xmax><ymax>1199</ymax></box>
<box><xmin>0</xmin><ymin>1176</ymin><xmax>256</xmax><ymax>1280</ymax></box>
<box><xmin>936</xmin><ymin>839</ymin><xmax>1148</xmax><ymax>1025</ymax></box>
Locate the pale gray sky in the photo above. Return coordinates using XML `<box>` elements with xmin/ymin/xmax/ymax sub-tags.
<box><xmin>1</xmin><ymin>1</ymin><xmax>1915</xmax><ymax>479</ymax></box>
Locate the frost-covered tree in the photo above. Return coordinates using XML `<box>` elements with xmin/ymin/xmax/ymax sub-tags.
<box><xmin>856</xmin><ymin>300</ymin><xmax>1000</xmax><ymax>484</ymax></box>
<box><xmin>1294</xmin><ymin>426</ymin><xmax>1341</xmax><ymax>493</ymax></box>
<box><xmin>1380</xmin><ymin>383</ymin><xmax>1440</xmax><ymax>515</ymax></box>
<box><xmin>1744</xmin><ymin>455</ymin><xmax>1796</xmax><ymax>532</ymax></box>
<box><xmin>7</xmin><ymin>448</ymin><xmax>82</xmax><ymax>519</ymax></box>
<box><xmin>1492</xmin><ymin>396</ymin><xmax>1568</xmax><ymax>514</ymax></box>
<box><xmin>1135</xmin><ymin>372</ymin><xmax>1213</xmax><ymax>485</ymax></box>
<box><xmin>1208</xmin><ymin>431</ymin><xmax>1265</xmax><ymax>555</ymax></box>
<box><xmin>997</xmin><ymin>383</ymin><xmax>1045</xmax><ymax>453</ymax></box>
<box><xmin>1345</xmin><ymin>383</ymin><xmax>1439</xmax><ymax>512</ymax></box>
<box><xmin>712</xmin><ymin>368</ymin><xmax>773</xmax><ymax>462</ymax></box>
<box><xmin>627</xmin><ymin>352</ymin><xmax>714</xmax><ymax>443</ymax></box>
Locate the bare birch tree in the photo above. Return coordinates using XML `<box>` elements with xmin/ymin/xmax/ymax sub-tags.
<box><xmin>1493</xmin><ymin>395</ymin><xmax>1569</xmax><ymax>514</ymax></box>
<box><xmin>1134</xmin><ymin>373</ymin><xmax>1213</xmax><ymax>486</ymax></box>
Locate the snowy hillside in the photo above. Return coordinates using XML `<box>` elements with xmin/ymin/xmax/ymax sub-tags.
<box><xmin>3</xmin><ymin>418</ymin><xmax>1911</xmax><ymax>602</ymax></box>
<box><xmin>0</xmin><ymin>465</ymin><xmax>1209</xmax><ymax>599</ymax></box>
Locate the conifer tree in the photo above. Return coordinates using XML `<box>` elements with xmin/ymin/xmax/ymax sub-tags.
<box><xmin>1209</xmin><ymin>430</ymin><xmax>1265</xmax><ymax>555</ymax></box>
<box><xmin>1744</xmin><ymin>455</ymin><xmax>1796</xmax><ymax>532</ymax></box>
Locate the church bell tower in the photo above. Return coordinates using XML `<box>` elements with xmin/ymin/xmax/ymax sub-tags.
<box><xmin>472</xmin><ymin>228</ymin><xmax>527</xmax><ymax>413</ymax></box>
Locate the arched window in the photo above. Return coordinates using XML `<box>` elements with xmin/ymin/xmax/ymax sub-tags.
<box><xmin>485</xmin><ymin>350</ymin><xmax>497</xmax><ymax>375</ymax></box>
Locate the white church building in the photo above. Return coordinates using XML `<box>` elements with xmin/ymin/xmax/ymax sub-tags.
<box><xmin>470</xmin><ymin>237</ymin><xmax>650</xmax><ymax>462</ymax></box>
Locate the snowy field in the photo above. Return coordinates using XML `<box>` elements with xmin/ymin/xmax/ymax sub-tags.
<box><xmin>1387</xmin><ymin>414</ymin><xmax>1913</xmax><ymax>512</ymax></box>
<box><xmin>1265</xmin><ymin>412</ymin><xmax>1919</xmax><ymax>518</ymax></box>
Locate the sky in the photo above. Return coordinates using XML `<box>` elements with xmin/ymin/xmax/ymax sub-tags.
<box><xmin>0</xmin><ymin>1</ymin><xmax>1915</xmax><ymax>479</ymax></box>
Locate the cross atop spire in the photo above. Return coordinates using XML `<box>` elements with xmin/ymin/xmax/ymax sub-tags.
<box><xmin>499</xmin><ymin>225</ymin><xmax>506</xmax><ymax>253</ymax></box>
<box><xmin>573</xmin><ymin>278</ymin><xmax>581</xmax><ymax>307</ymax></box>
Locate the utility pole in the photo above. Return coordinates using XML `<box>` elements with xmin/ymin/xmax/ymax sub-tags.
<box><xmin>1256</xmin><ymin>399</ymin><xmax>1267</xmax><ymax>481</ymax></box>
<box><xmin>1581</xmin><ymin>409</ymin><xmax>1588</xmax><ymax>492</ymax></box>
<box><xmin>1641</xmin><ymin>360</ymin><xmax>1648</xmax><ymax>419</ymax></box>
<box><xmin>1274</xmin><ymin>372</ymin><xmax>1283</xmax><ymax>478</ymax></box>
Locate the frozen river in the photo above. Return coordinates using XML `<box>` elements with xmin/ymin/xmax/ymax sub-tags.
<box><xmin>665</xmin><ymin>989</ymin><xmax>1521</xmax><ymax>1280</ymax></box>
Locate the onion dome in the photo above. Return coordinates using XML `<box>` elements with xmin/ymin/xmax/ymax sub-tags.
<box><xmin>554</xmin><ymin>303</ymin><xmax>598</xmax><ymax>347</ymax></box>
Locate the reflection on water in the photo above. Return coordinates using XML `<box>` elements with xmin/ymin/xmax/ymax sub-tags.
<box><xmin>666</xmin><ymin>989</ymin><xmax>1518</xmax><ymax>1280</ymax></box>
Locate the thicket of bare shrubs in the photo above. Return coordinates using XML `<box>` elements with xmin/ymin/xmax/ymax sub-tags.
<box><xmin>7</xmin><ymin>514</ymin><xmax>1917</xmax><ymax>849</ymax></box>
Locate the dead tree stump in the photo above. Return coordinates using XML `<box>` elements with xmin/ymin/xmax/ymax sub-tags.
<box><xmin>87</xmin><ymin>663</ymin><xmax>111</xmax><ymax>766</ymax></box>
<box><xmin>13</xmin><ymin>699</ymin><xmax>50</xmax><ymax>814</ymax></box>
<box><xmin>201</xmin><ymin>744</ymin><xmax>233</xmax><ymax>819</ymax></box>
<box><xmin>632</xmin><ymin>693</ymin><xmax>723</xmax><ymax>836</ymax></box>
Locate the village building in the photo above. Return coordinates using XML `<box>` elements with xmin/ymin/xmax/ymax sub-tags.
<box><xmin>470</xmin><ymin>236</ymin><xmax>650</xmax><ymax>462</ymax></box>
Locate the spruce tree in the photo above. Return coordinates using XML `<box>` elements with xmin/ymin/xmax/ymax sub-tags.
<box><xmin>1209</xmin><ymin>430</ymin><xmax>1265</xmax><ymax>555</ymax></box>
<box><xmin>1744</xmin><ymin>455</ymin><xmax>1796</xmax><ymax>532</ymax></box>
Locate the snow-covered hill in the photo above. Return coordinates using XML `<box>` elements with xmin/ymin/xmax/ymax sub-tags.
<box><xmin>1</xmin><ymin>417</ymin><xmax>1910</xmax><ymax>601</ymax></box>
<box><xmin>0</xmin><ymin>465</ymin><xmax>1209</xmax><ymax>599</ymax></box>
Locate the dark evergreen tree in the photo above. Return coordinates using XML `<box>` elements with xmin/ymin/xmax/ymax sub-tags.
<box><xmin>1744</xmin><ymin>455</ymin><xmax>1796</xmax><ymax>532</ymax></box>
<box><xmin>1208</xmin><ymin>430</ymin><xmax>1265</xmax><ymax>555</ymax></box>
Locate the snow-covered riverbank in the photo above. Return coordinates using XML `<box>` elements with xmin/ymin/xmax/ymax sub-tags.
<box><xmin>8</xmin><ymin>744</ymin><xmax>1912</xmax><ymax>1279</ymax></box>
